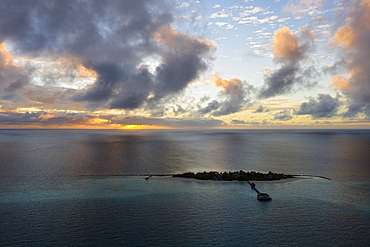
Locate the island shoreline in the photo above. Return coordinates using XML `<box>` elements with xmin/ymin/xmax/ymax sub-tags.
<box><xmin>143</xmin><ymin>176</ymin><xmax>309</xmax><ymax>184</ymax></box>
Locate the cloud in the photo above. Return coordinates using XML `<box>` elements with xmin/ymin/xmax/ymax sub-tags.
<box><xmin>213</xmin><ymin>73</ymin><xmax>244</xmax><ymax>95</ymax></box>
<box><xmin>178</xmin><ymin>2</ymin><xmax>190</xmax><ymax>8</ymax></box>
<box><xmin>272</xmin><ymin>26</ymin><xmax>300</xmax><ymax>62</ymax></box>
<box><xmin>225</xmin><ymin>24</ymin><xmax>234</xmax><ymax>29</ymax></box>
<box><xmin>333</xmin><ymin>25</ymin><xmax>356</xmax><ymax>48</ymax></box>
<box><xmin>254</xmin><ymin>106</ymin><xmax>269</xmax><ymax>113</ymax></box>
<box><xmin>0</xmin><ymin>110</ymin><xmax>227</xmax><ymax>128</ymax></box>
<box><xmin>283</xmin><ymin>0</ymin><xmax>323</xmax><ymax>17</ymax></box>
<box><xmin>273</xmin><ymin>110</ymin><xmax>293</xmax><ymax>121</ymax></box>
<box><xmin>215</xmin><ymin>22</ymin><xmax>228</xmax><ymax>27</ymax></box>
<box><xmin>240</xmin><ymin>7</ymin><xmax>265</xmax><ymax>17</ymax></box>
<box><xmin>230</xmin><ymin>120</ymin><xmax>248</xmax><ymax>125</ymax></box>
<box><xmin>321</xmin><ymin>0</ymin><xmax>370</xmax><ymax>119</ymax></box>
<box><xmin>111</xmin><ymin>116</ymin><xmax>227</xmax><ymax>128</ymax></box>
<box><xmin>272</xmin><ymin>27</ymin><xmax>315</xmax><ymax>63</ymax></box>
<box><xmin>0</xmin><ymin>111</ymin><xmax>98</xmax><ymax>126</ymax></box>
<box><xmin>330</xmin><ymin>75</ymin><xmax>352</xmax><ymax>92</ymax></box>
<box><xmin>328</xmin><ymin>0</ymin><xmax>370</xmax><ymax>109</ymax></box>
<box><xmin>0</xmin><ymin>43</ymin><xmax>32</xmax><ymax>94</ymax></box>
<box><xmin>322</xmin><ymin>59</ymin><xmax>348</xmax><ymax>76</ymax></box>
<box><xmin>230</xmin><ymin>119</ymin><xmax>261</xmax><ymax>125</ymax></box>
<box><xmin>198</xmin><ymin>73</ymin><xmax>253</xmax><ymax>116</ymax></box>
<box><xmin>259</xmin><ymin>27</ymin><xmax>318</xmax><ymax>99</ymax></box>
<box><xmin>172</xmin><ymin>104</ymin><xmax>187</xmax><ymax>116</ymax></box>
<box><xmin>199</xmin><ymin>100</ymin><xmax>220</xmax><ymax>114</ymax></box>
<box><xmin>210</xmin><ymin>9</ymin><xmax>230</xmax><ymax>18</ymax></box>
<box><xmin>235</xmin><ymin>15</ymin><xmax>279</xmax><ymax>25</ymax></box>
<box><xmin>342</xmin><ymin>103</ymin><xmax>370</xmax><ymax>119</ymax></box>
<box><xmin>296</xmin><ymin>94</ymin><xmax>340</xmax><ymax>118</ymax></box>
<box><xmin>0</xmin><ymin>0</ymin><xmax>216</xmax><ymax>111</ymax></box>
<box><xmin>153</xmin><ymin>27</ymin><xmax>216</xmax><ymax>95</ymax></box>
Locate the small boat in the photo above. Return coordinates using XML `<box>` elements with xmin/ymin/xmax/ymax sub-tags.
<box><xmin>257</xmin><ymin>193</ymin><xmax>272</xmax><ymax>200</ymax></box>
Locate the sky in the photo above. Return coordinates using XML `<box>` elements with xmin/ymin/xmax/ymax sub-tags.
<box><xmin>1</xmin><ymin>0</ymin><xmax>370</xmax><ymax>129</ymax></box>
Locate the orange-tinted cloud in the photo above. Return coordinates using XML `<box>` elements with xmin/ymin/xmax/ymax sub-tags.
<box><xmin>0</xmin><ymin>43</ymin><xmax>14</xmax><ymax>67</ymax></box>
<box><xmin>272</xmin><ymin>26</ymin><xmax>300</xmax><ymax>62</ymax></box>
<box><xmin>259</xmin><ymin>26</ymin><xmax>317</xmax><ymax>98</ymax></box>
<box><xmin>197</xmin><ymin>73</ymin><xmax>250</xmax><ymax>116</ymax></box>
<box><xmin>330</xmin><ymin>75</ymin><xmax>352</xmax><ymax>92</ymax></box>
<box><xmin>75</xmin><ymin>63</ymin><xmax>98</xmax><ymax>80</ymax></box>
<box><xmin>331</xmin><ymin>0</ymin><xmax>370</xmax><ymax>49</ymax></box>
<box><xmin>332</xmin><ymin>25</ymin><xmax>356</xmax><ymax>49</ymax></box>
<box><xmin>55</xmin><ymin>56</ymin><xmax>98</xmax><ymax>80</ymax></box>
<box><xmin>212</xmin><ymin>73</ymin><xmax>243</xmax><ymax>95</ymax></box>
<box><xmin>329</xmin><ymin>0</ymin><xmax>370</xmax><ymax>108</ymax></box>
<box><xmin>155</xmin><ymin>26</ymin><xmax>217</xmax><ymax>53</ymax></box>
<box><xmin>331</xmin><ymin>0</ymin><xmax>370</xmax><ymax>50</ymax></box>
<box><xmin>272</xmin><ymin>27</ymin><xmax>315</xmax><ymax>64</ymax></box>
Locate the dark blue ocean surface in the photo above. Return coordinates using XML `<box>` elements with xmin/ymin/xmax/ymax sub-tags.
<box><xmin>1</xmin><ymin>129</ymin><xmax>370</xmax><ymax>246</ymax></box>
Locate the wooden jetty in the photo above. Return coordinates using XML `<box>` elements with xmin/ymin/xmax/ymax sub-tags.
<box><xmin>247</xmin><ymin>181</ymin><xmax>272</xmax><ymax>200</ymax></box>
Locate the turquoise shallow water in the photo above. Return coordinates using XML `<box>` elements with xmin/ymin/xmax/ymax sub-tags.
<box><xmin>0</xmin><ymin>129</ymin><xmax>370</xmax><ymax>246</ymax></box>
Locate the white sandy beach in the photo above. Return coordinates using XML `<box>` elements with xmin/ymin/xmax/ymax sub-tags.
<box><xmin>144</xmin><ymin>176</ymin><xmax>309</xmax><ymax>184</ymax></box>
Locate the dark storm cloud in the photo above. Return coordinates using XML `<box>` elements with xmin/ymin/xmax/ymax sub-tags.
<box><xmin>153</xmin><ymin>36</ymin><xmax>213</xmax><ymax>99</ymax></box>
<box><xmin>259</xmin><ymin>27</ymin><xmax>317</xmax><ymax>99</ymax></box>
<box><xmin>0</xmin><ymin>0</ymin><xmax>216</xmax><ymax>109</ymax></box>
<box><xmin>296</xmin><ymin>94</ymin><xmax>340</xmax><ymax>118</ymax></box>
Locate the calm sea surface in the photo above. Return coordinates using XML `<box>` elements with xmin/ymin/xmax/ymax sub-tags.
<box><xmin>1</xmin><ymin>129</ymin><xmax>370</xmax><ymax>246</ymax></box>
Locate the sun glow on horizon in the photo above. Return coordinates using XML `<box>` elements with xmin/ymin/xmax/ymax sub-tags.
<box><xmin>122</xmin><ymin>125</ymin><xmax>143</xmax><ymax>129</ymax></box>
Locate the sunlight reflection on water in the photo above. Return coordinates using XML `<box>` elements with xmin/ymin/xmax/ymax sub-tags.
<box><xmin>1</xmin><ymin>129</ymin><xmax>370</xmax><ymax>246</ymax></box>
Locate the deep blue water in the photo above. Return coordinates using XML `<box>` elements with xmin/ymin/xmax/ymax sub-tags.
<box><xmin>1</xmin><ymin>129</ymin><xmax>370</xmax><ymax>246</ymax></box>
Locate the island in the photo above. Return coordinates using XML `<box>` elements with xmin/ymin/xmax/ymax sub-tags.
<box><xmin>173</xmin><ymin>170</ymin><xmax>293</xmax><ymax>181</ymax></box>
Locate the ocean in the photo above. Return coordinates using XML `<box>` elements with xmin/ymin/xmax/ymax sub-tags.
<box><xmin>0</xmin><ymin>129</ymin><xmax>370</xmax><ymax>246</ymax></box>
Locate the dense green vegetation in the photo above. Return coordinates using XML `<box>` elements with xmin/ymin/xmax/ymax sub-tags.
<box><xmin>173</xmin><ymin>170</ymin><xmax>293</xmax><ymax>181</ymax></box>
